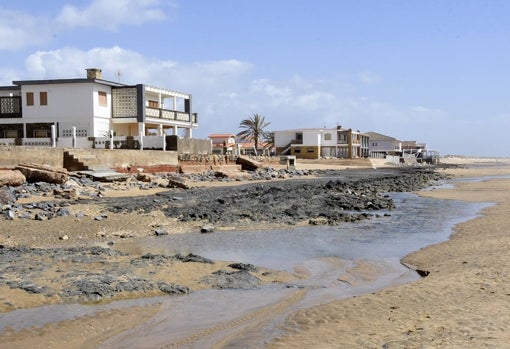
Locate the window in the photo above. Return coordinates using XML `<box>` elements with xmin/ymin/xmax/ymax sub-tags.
<box><xmin>4</xmin><ymin>130</ymin><xmax>18</xmax><ymax>138</ymax></box>
<box><xmin>324</xmin><ymin>133</ymin><xmax>332</xmax><ymax>141</ymax></box>
<box><xmin>40</xmin><ymin>92</ymin><xmax>47</xmax><ymax>105</ymax></box>
<box><xmin>26</xmin><ymin>92</ymin><xmax>34</xmax><ymax>106</ymax></box>
<box><xmin>294</xmin><ymin>147</ymin><xmax>301</xmax><ymax>153</ymax></box>
<box><xmin>148</xmin><ymin>100</ymin><xmax>159</xmax><ymax>108</ymax></box>
<box><xmin>307</xmin><ymin>147</ymin><xmax>314</xmax><ymax>153</ymax></box>
<box><xmin>34</xmin><ymin>129</ymin><xmax>48</xmax><ymax>138</ymax></box>
<box><xmin>98</xmin><ymin>91</ymin><xmax>107</xmax><ymax>106</ymax></box>
<box><xmin>295</xmin><ymin>132</ymin><xmax>303</xmax><ymax>143</ymax></box>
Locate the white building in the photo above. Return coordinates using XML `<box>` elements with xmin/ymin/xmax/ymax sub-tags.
<box><xmin>364</xmin><ymin>131</ymin><xmax>402</xmax><ymax>156</ymax></box>
<box><xmin>0</xmin><ymin>68</ymin><xmax>197</xmax><ymax>144</ymax></box>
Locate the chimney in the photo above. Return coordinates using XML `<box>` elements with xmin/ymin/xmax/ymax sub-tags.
<box><xmin>86</xmin><ymin>68</ymin><xmax>102</xmax><ymax>79</ymax></box>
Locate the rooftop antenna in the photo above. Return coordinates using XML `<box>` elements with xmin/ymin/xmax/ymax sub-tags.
<box><xmin>115</xmin><ymin>69</ymin><xmax>123</xmax><ymax>82</ymax></box>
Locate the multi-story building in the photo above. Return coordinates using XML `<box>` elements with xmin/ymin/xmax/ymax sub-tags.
<box><xmin>0</xmin><ymin>68</ymin><xmax>197</xmax><ymax>145</ymax></box>
<box><xmin>274</xmin><ymin>126</ymin><xmax>369</xmax><ymax>159</ymax></box>
<box><xmin>365</xmin><ymin>131</ymin><xmax>402</xmax><ymax>157</ymax></box>
<box><xmin>208</xmin><ymin>133</ymin><xmax>236</xmax><ymax>154</ymax></box>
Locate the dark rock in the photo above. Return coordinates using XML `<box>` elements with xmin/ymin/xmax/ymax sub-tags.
<box><xmin>0</xmin><ymin>187</ymin><xmax>16</xmax><ymax>205</ymax></box>
<box><xmin>228</xmin><ymin>263</ymin><xmax>258</xmax><ymax>272</ymax></box>
<box><xmin>34</xmin><ymin>212</ymin><xmax>47</xmax><ymax>221</ymax></box>
<box><xmin>167</xmin><ymin>177</ymin><xmax>189</xmax><ymax>189</ymax></box>
<box><xmin>175</xmin><ymin>253</ymin><xmax>214</xmax><ymax>264</ymax></box>
<box><xmin>158</xmin><ymin>282</ymin><xmax>190</xmax><ymax>295</ymax></box>
<box><xmin>200</xmin><ymin>270</ymin><xmax>261</xmax><ymax>289</ymax></box>
<box><xmin>56</xmin><ymin>208</ymin><xmax>71</xmax><ymax>216</ymax></box>
<box><xmin>200</xmin><ymin>225</ymin><xmax>214</xmax><ymax>233</ymax></box>
<box><xmin>154</xmin><ymin>229</ymin><xmax>169</xmax><ymax>236</ymax></box>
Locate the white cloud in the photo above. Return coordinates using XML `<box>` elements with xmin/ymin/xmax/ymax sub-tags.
<box><xmin>56</xmin><ymin>0</ymin><xmax>168</xmax><ymax>31</ymax></box>
<box><xmin>0</xmin><ymin>9</ymin><xmax>53</xmax><ymax>50</ymax></box>
<box><xmin>359</xmin><ymin>71</ymin><xmax>382</xmax><ymax>85</ymax></box>
<box><xmin>0</xmin><ymin>1</ymin><xmax>170</xmax><ymax>51</ymax></box>
<box><xmin>22</xmin><ymin>46</ymin><xmax>253</xmax><ymax>92</ymax></box>
<box><xmin>251</xmin><ymin>79</ymin><xmax>292</xmax><ymax>99</ymax></box>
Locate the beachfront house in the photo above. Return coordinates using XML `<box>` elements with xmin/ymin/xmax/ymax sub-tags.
<box><xmin>208</xmin><ymin>133</ymin><xmax>236</xmax><ymax>154</ymax></box>
<box><xmin>274</xmin><ymin>126</ymin><xmax>369</xmax><ymax>159</ymax></box>
<box><xmin>365</xmin><ymin>132</ymin><xmax>402</xmax><ymax>158</ymax></box>
<box><xmin>0</xmin><ymin>68</ymin><xmax>198</xmax><ymax>148</ymax></box>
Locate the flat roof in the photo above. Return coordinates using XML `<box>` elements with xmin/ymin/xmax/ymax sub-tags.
<box><xmin>12</xmin><ymin>78</ymin><xmax>126</xmax><ymax>87</ymax></box>
<box><xmin>208</xmin><ymin>134</ymin><xmax>236</xmax><ymax>137</ymax></box>
<box><xmin>0</xmin><ymin>85</ymin><xmax>21</xmax><ymax>91</ymax></box>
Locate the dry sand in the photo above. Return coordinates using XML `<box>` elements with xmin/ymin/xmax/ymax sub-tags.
<box><xmin>1</xmin><ymin>157</ymin><xmax>510</xmax><ymax>348</ymax></box>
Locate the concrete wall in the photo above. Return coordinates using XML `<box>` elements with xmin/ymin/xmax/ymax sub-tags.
<box><xmin>0</xmin><ymin>146</ymin><xmax>64</xmax><ymax>168</ymax></box>
<box><xmin>177</xmin><ymin>137</ymin><xmax>211</xmax><ymax>154</ymax></box>
<box><xmin>66</xmin><ymin>148</ymin><xmax>179</xmax><ymax>168</ymax></box>
<box><xmin>0</xmin><ymin>146</ymin><xmax>179</xmax><ymax>169</ymax></box>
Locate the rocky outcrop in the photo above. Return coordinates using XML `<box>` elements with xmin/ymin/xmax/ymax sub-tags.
<box><xmin>105</xmin><ymin>167</ymin><xmax>446</xmax><ymax>227</ymax></box>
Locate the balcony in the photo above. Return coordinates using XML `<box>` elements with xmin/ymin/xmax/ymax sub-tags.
<box><xmin>146</xmin><ymin>107</ymin><xmax>198</xmax><ymax>124</ymax></box>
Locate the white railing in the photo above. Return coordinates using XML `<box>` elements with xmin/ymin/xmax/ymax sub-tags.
<box><xmin>161</xmin><ymin>109</ymin><xmax>174</xmax><ymax>119</ymax></box>
<box><xmin>1</xmin><ymin>135</ymin><xmax>169</xmax><ymax>150</ymax></box>
<box><xmin>146</xmin><ymin>107</ymin><xmax>192</xmax><ymax>122</ymax></box>
<box><xmin>58</xmin><ymin>137</ymin><xmax>93</xmax><ymax>148</ymax></box>
<box><xmin>23</xmin><ymin>138</ymin><xmax>52</xmax><ymax>146</ymax></box>
<box><xmin>0</xmin><ymin>138</ymin><xmax>16</xmax><ymax>146</ymax></box>
<box><xmin>176</xmin><ymin>111</ymin><xmax>189</xmax><ymax>121</ymax></box>
<box><xmin>92</xmin><ymin>136</ymin><xmax>131</xmax><ymax>149</ymax></box>
<box><xmin>146</xmin><ymin>107</ymin><xmax>160</xmax><ymax>117</ymax></box>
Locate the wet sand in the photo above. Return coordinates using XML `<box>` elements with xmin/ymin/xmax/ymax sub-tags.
<box><xmin>267</xmin><ymin>159</ymin><xmax>510</xmax><ymax>348</ymax></box>
<box><xmin>1</xmin><ymin>158</ymin><xmax>509</xmax><ymax>348</ymax></box>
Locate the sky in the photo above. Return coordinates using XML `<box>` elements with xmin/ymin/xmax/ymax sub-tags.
<box><xmin>1</xmin><ymin>0</ymin><xmax>509</xmax><ymax>157</ymax></box>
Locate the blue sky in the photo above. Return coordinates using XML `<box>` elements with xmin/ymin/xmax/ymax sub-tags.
<box><xmin>1</xmin><ymin>0</ymin><xmax>509</xmax><ymax>156</ymax></box>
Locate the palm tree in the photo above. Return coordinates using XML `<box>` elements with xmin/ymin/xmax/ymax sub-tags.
<box><xmin>236</xmin><ymin>114</ymin><xmax>271</xmax><ymax>153</ymax></box>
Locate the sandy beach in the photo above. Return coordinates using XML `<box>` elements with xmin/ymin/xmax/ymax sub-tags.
<box><xmin>267</xmin><ymin>159</ymin><xmax>510</xmax><ymax>348</ymax></box>
<box><xmin>1</xmin><ymin>157</ymin><xmax>510</xmax><ymax>348</ymax></box>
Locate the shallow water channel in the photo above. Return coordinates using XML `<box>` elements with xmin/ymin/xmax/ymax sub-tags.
<box><xmin>0</xmin><ymin>189</ymin><xmax>491</xmax><ymax>348</ymax></box>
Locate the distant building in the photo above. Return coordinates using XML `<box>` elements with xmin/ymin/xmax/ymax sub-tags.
<box><xmin>208</xmin><ymin>133</ymin><xmax>236</xmax><ymax>154</ymax></box>
<box><xmin>236</xmin><ymin>140</ymin><xmax>272</xmax><ymax>156</ymax></box>
<box><xmin>274</xmin><ymin>126</ymin><xmax>369</xmax><ymax>159</ymax></box>
<box><xmin>365</xmin><ymin>131</ymin><xmax>402</xmax><ymax>157</ymax></box>
<box><xmin>401</xmin><ymin>140</ymin><xmax>427</xmax><ymax>154</ymax></box>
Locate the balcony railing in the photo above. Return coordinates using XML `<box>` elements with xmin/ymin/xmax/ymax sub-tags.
<box><xmin>146</xmin><ymin>107</ymin><xmax>198</xmax><ymax>124</ymax></box>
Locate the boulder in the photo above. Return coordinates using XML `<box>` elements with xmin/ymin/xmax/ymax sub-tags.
<box><xmin>0</xmin><ymin>170</ymin><xmax>26</xmax><ymax>187</ymax></box>
<box><xmin>15</xmin><ymin>164</ymin><xmax>69</xmax><ymax>184</ymax></box>
<box><xmin>236</xmin><ymin>156</ymin><xmax>262</xmax><ymax>171</ymax></box>
<box><xmin>167</xmin><ymin>177</ymin><xmax>190</xmax><ymax>189</ymax></box>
